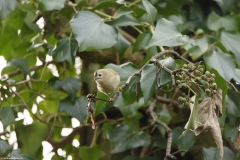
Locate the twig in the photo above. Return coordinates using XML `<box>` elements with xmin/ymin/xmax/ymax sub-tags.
<box><xmin>148</xmin><ymin>99</ymin><xmax>175</xmax><ymax>160</ymax></box>
<box><xmin>0</xmin><ymin>131</ymin><xmax>10</xmax><ymax>136</ymax></box>
<box><xmin>226</xmin><ymin>81</ymin><xmax>240</xmax><ymax>95</ymax></box>
<box><xmin>155</xmin><ymin>96</ymin><xmax>179</xmax><ymax>107</ymax></box>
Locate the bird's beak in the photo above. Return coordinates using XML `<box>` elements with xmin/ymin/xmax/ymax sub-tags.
<box><xmin>93</xmin><ymin>77</ymin><xmax>99</xmax><ymax>81</ymax></box>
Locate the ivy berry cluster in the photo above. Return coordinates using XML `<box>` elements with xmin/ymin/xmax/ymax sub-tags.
<box><xmin>176</xmin><ymin>63</ymin><xmax>217</xmax><ymax>106</ymax></box>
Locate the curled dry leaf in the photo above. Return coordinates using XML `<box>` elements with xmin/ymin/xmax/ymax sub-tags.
<box><xmin>193</xmin><ymin>89</ymin><xmax>223</xmax><ymax>158</ymax></box>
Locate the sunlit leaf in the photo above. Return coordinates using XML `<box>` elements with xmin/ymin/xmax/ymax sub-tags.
<box><xmin>0</xmin><ymin>0</ymin><xmax>17</xmax><ymax>18</ymax></box>
<box><xmin>142</xmin><ymin>0</ymin><xmax>157</xmax><ymax>23</ymax></box>
<box><xmin>39</xmin><ymin>0</ymin><xmax>66</xmax><ymax>11</ymax></box>
<box><xmin>80</xmin><ymin>145</ymin><xmax>105</xmax><ymax>160</ymax></box>
<box><xmin>147</xmin><ymin>18</ymin><xmax>194</xmax><ymax>48</ymax></box>
<box><xmin>70</xmin><ymin>11</ymin><xmax>118</xmax><ymax>51</ymax></box>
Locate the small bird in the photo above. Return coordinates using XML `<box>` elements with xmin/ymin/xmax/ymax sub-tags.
<box><xmin>93</xmin><ymin>68</ymin><xmax>120</xmax><ymax>99</ymax></box>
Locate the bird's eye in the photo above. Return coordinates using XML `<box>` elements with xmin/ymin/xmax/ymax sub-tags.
<box><xmin>98</xmin><ymin>73</ymin><xmax>102</xmax><ymax>77</ymax></box>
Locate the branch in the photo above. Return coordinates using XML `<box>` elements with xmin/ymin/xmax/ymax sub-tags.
<box><xmin>226</xmin><ymin>81</ymin><xmax>240</xmax><ymax>95</ymax></box>
<box><xmin>148</xmin><ymin>99</ymin><xmax>175</xmax><ymax>160</ymax></box>
<box><xmin>0</xmin><ymin>131</ymin><xmax>10</xmax><ymax>136</ymax></box>
<box><xmin>155</xmin><ymin>96</ymin><xmax>179</xmax><ymax>107</ymax></box>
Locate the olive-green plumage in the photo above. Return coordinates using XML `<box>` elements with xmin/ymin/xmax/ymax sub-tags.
<box><xmin>93</xmin><ymin>68</ymin><xmax>120</xmax><ymax>95</ymax></box>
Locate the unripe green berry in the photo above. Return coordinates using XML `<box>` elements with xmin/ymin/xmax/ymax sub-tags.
<box><xmin>205</xmin><ymin>71</ymin><xmax>211</xmax><ymax>77</ymax></box>
<box><xmin>201</xmin><ymin>75</ymin><xmax>206</xmax><ymax>80</ymax></box>
<box><xmin>199</xmin><ymin>68</ymin><xmax>204</xmax><ymax>73</ymax></box>
<box><xmin>196</xmin><ymin>77</ymin><xmax>201</xmax><ymax>82</ymax></box>
<box><xmin>204</xmin><ymin>82</ymin><xmax>209</xmax><ymax>88</ymax></box>
<box><xmin>183</xmin><ymin>64</ymin><xmax>188</xmax><ymax>69</ymax></box>
<box><xmin>211</xmin><ymin>83</ymin><xmax>217</xmax><ymax>90</ymax></box>
<box><xmin>212</xmin><ymin>90</ymin><xmax>217</xmax><ymax>94</ymax></box>
<box><xmin>205</xmin><ymin>89</ymin><xmax>211</xmax><ymax>96</ymax></box>
<box><xmin>211</xmin><ymin>73</ymin><xmax>216</xmax><ymax>78</ymax></box>
<box><xmin>176</xmin><ymin>80</ymin><xmax>181</xmax><ymax>85</ymax></box>
<box><xmin>209</xmin><ymin>77</ymin><xmax>215</xmax><ymax>83</ymax></box>
<box><xmin>198</xmin><ymin>98</ymin><xmax>203</xmax><ymax>103</ymax></box>
<box><xmin>184</xmin><ymin>102</ymin><xmax>189</xmax><ymax>107</ymax></box>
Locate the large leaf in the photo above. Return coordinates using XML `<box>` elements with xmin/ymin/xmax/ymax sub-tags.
<box><xmin>207</xmin><ymin>11</ymin><xmax>237</xmax><ymax>31</ymax></box>
<box><xmin>0</xmin><ymin>140</ymin><xmax>12</xmax><ymax>157</ymax></box>
<box><xmin>142</xmin><ymin>0</ymin><xmax>157</xmax><ymax>23</ymax></box>
<box><xmin>38</xmin><ymin>0</ymin><xmax>66</xmax><ymax>11</ymax></box>
<box><xmin>0</xmin><ymin>0</ymin><xmax>17</xmax><ymax>18</ymax></box>
<box><xmin>115</xmin><ymin>6</ymin><xmax>132</xmax><ymax>18</ymax></box>
<box><xmin>80</xmin><ymin>145</ymin><xmax>105</xmax><ymax>160</ymax></box>
<box><xmin>147</xmin><ymin>18</ymin><xmax>194</xmax><ymax>48</ymax></box>
<box><xmin>70</xmin><ymin>11</ymin><xmax>118</xmax><ymax>51</ymax></box>
<box><xmin>140</xmin><ymin>64</ymin><xmax>157</xmax><ymax>103</ymax></box>
<box><xmin>7</xmin><ymin>58</ymin><xmax>30</xmax><ymax>75</ymax></box>
<box><xmin>58</xmin><ymin>96</ymin><xmax>87</xmax><ymax>122</ymax></box>
<box><xmin>203</xmin><ymin>48</ymin><xmax>235</xmax><ymax>81</ymax></box>
<box><xmin>220</xmin><ymin>31</ymin><xmax>240</xmax><ymax>66</ymax></box>
<box><xmin>15</xmin><ymin>122</ymin><xmax>48</xmax><ymax>155</ymax></box>
<box><xmin>52</xmin><ymin>37</ymin><xmax>78</xmax><ymax>63</ymax></box>
<box><xmin>132</xmin><ymin>31</ymin><xmax>152</xmax><ymax>53</ymax></box>
<box><xmin>107</xmin><ymin>124</ymin><xmax>150</xmax><ymax>153</ymax></box>
<box><xmin>48</xmin><ymin>77</ymin><xmax>81</xmax><ymax>97</ymax></box>
<box><xmin>0</xmin><ymin>106</ymin><xmax>16</xmax><ymax>128</ymax></box>
<box><xmin>93</xmin><ymin>1</ymin><xmax>119</xmax><ymax>10</ymax></box>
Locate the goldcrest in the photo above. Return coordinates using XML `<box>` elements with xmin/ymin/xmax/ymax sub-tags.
<box><xmin>93</xmin><ymin>68</ymin><xmax>120</xmax><ymax>96</ymax></box>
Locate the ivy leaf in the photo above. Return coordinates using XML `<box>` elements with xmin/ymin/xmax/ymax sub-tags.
<box><xmin>115</xmin><ymin>6</ymin><xmax>132</xmax><ymax>18</ymax></box>
<box><xmin>52</xmin><ymin>37</ymin><xmax>78</xmax><ymax>63</ymax></box>
<box><xmin>147</xmin><ymin>18</ymin><xmax>194</xmax><ymax>48</ymax></box>
<box><xmin>220</xmin><ymin>31</ymin><xmax>240</xmax><ymax>66</ymax></box>
<box><xmin>48</xmin><ymin>77</ymin><xmax>81</xmax><ymax>97</ymax></box>
<box><xmin>207</xmin><ymin>11</ymin><xmax>237</xmax><ymax>31</ymax></box>
<box><xmin>93</xmin><ymin>1</ymin><xmax>119</xmax><ymax>10</ymax></box>
<box><xmin>70</xmin><ymin>11</ymin><xmax>118</xmax><ymax>51</ymax></box>
<box><xmin>59</xmin><ymin>96</ymin><xmax>87</xmax><ymax>122</ymax></box>
<box><xmin>107</xmin><ymin>124</ymin><xmax>150</xmax><ymax>153</ymax></box>
<box><xmin>15</xmin><ymin>122</ymin><xmax>48</xmax><ymax>155</ymax></box>
<box><xmin>142</xmin><ymin>0</ymin><xmax>157</xmax><ymax>23</ymax></box>
<box><xmin>0</xmin><ymin>107</ymin><xmax>16</xmax><ymax>128</ymax></box>
<box><xmin>132</xmin><ymin>31</ymin><xmax>152</xmax><ymax>53</ymax></box>
<box><xmin>203</xmin><ymin>48</ymin><xmax>235</xmax><ymax>81</ymax></box>
<box><xmin>7</xmin><ymin>149</ymin><xmax>38</xmax><ymax>160</ymax></box>
<box><xmin>7</xmin><ymin>58</ymin><xmax>30</xmax><ymax>75</ymax></box>
<box><xmin>0</xmin><ymin>140</ymin><xmax>12</xmax><ymax>157</ymax></box>
<box><xmin>39</xmin><ymin>0</ymin><xmax>66</xmax><ymax>11</ymax></box>
<box><xmin>0</xmin><ymin>0</ymin><xmax>17</xmax><ymax>18</ymax></box>
<box><xmin>140</xmin><ymin>64</ymin><xmax>157</xmax><ymax>104</ymax></box>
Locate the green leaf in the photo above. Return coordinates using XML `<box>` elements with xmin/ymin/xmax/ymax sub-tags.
<box><xmin>52</xmin><ymin>37</ymin><xmax>78</xmax><ymax>63</ymax></box>
<box><xmin>233</xmin><ymin>68</ymin><xmax>240</xmax><ymax>83</ymax></box>
<box><xmin>207</xmin><ymin>11</ymin><xmax>237</xmax><ymax>31</ymax></box>
<box><xmin>180</xmin><ymin>95</ymin><xmax>199</xmax><ymax>137</ymax></box>
<box><xmin>39</xmin><ymin>0</ymin><xmax>66</xmax><ymax>11</ymax></box>
<box><xmin>203</xmin><ymin>48</ymin><xmax>235</xmax><ymax>81</ymax></box>
<box><xmin>119</xmin><ymin>98</ymin><xmax>144</xmax><ymax>118</ymax></box>
<box><xmin>113</xmin><ymin>28</ymin><xmax>131</xmax><ymax>56</ymax></box>
<box><xmin>132</xmin><ymin>31</ymin><xmax>152</xmax><ymax>53</ymax></box>
<box><xmin>220</xmin><ymin>31</ymin><xmax>240</xmax><ymax>66</ymax></box>
<box><xmin>15</xmin><ymin>122</ymin><xmax>48</xmax><ymax>155</ymax></box>
<box><xmin>0</xmin><ymin>0</ymin><xmax>17</xmax><ymax>18</ymax></box>
<box><xmin>158</xmin><ymin>57</ymin><xmax>176</xmax><ymax>86</ymax></box>
<box><xmin>173</xmin><ymin>127</ymin><xmax>195</xmax><ymax>150</ymax></box>
<box><xmin>7</xmin><ymin>58</ymin><xmax>30</xmax><ymax>75</ymax></box>
<box><xmin>0</xmin><ymin>140</ymin><xmax>12</xmax><ymax>157</ymax></box>
<box><xmin>93</xmin><ymin>1</ymin><xmax>119</xmax><ymax>10</ymax></box>
<box><xmin>107</xmin><ymin>124</ymin><xmax>150</xmax><ymax>153</ymax></box>
<box><xmin>106</xmin><ymin>15</ymin><xmax>141</xmax><ymax>26</ymax></box>
<box><xmin>38</xmin><ymin>99</ymin><xmax>58</xmax><ymax>114</ymax></box>
<box><xmin>48</xmin><ymin>77</ymin><xmax>81</xmax><ymax>97</ymax></box>
<box><xmin>58</xmin><ymin>96</ymin><xmax>87</xmax><ymax>122</ymax></box>
<box><xmin>80</xmin><ymin>145</ymin><xmax>105</xmax><ymax>160</ymax></box>
<box><xmin>0</xmin><ymin>106</ymin><xmax>16</xmax><ymax>128</ymax></box>
<box><xmin>147</xmin><ymin>18</ymin><xmax>194</xmax><ymax>48</ymax></box>
<box><xmin>70</xmin><ymin>11</ymin><xmax>118</xmax><ymax>51</ymax></box>
<box><xmin>142</xmin><ymin>0</ymin><xmax>157</xmax><ymax>23</ymax></box>
<box><xmin>115</xmin><ymin>6</ymin><xmax>132</xmax><ymax>18</ymax></box>
<box><xmin>202</xmin><ymin>146</ymin><xmax>236</xmax><ymax>160</ymax></box>
<box><xmin>140</xmin><ymin>64</ymin><xmax>157</xmax><ymax>103</ymax></box>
